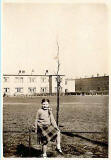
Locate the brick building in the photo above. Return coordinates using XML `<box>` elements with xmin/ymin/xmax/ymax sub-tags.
<box><xmin>75</xmin><ymin>76</ymin><xmax>109</xmax><ymax>94</ymax></box>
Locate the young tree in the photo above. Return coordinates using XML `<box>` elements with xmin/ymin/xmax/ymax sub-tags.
<box><xmin>56</xmin><ymin>40</ymin><xmax>61</xmax><ymax>126</ymax></box>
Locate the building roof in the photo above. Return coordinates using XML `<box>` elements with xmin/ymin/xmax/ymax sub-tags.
<box><xmin>3</xmin><ymin>74</ymin><xmax>65</xmax><ymax>77</ymax></box>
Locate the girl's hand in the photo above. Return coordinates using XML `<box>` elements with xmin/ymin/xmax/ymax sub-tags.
<box><xmin>49</xmin><ymin>107</ymin><xmax>52</xmax><ymax>111</ymax></box>
<box><xmin>56</xmin><ymin>127</ymin><xmax>60</xmax><ymax>131</ymax></box>
<box><xmin>35</xmin><ymin>128</ymin><xmax>37</xmax><ymax>133</ymax></box>
<box><xmin>32</xmin><ymin>124</ymin><xmax>37</xmax><ymax>133</ymax></box>
<box><xmin>54</xmin><ymin>125</ymin><xmax>60</xmax><ymax>131</ymax></box>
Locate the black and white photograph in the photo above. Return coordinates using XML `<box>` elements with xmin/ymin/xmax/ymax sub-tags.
<box><xmin>2</xmin><ymin>0</ymin><xmax>109</xmax><ymax>158</ymax></box>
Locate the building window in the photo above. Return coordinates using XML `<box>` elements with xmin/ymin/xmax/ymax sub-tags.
<box><xmin>55</xmin><ymin>87</ymin><xmax>57</xmax><ymax>92</ymax></box>
<box><xmin>28</xmin><ymin>87</ymin><xmax>36</xmax><ymax>93</ymax></box>
<box><xmin>4</xmin><ymin>88</ymin><xmax>10</xmax><ymax>93</ymax></box>
<box><xmin>65</xmin><ymin>80</ymin><xmax>67</xmax><ymax>85</ymax></box>
<box><xmin>20</xmin><ymin>77</ymin><xmax>23</xmax><ymax>83</ymax></box>
<box><xmin>60</xmin><ymin>77</ymin><xmax>63</xmax><ymax>82</ymax></box>
<box><xmin>105</xmin><ymin>86</ymin><xmax>108</xmax><ymax>90</ymax></box>
<box><xmin>60</xmin><ymin>87</ymin><xmax>62</xmax><ymax>92</ymax></box>
<box><xmin>15</xmin><ymin>88</ymin><xmax>23</xmax><ymax>93</ymax></box>
<box><xmin>40</xmin><ymin>87</ymin><xmax>48</xmax><ymax>93</ymax></box>
<box><xmin>55</xmin><ymin>87</ymin><xmax>62</xmax><ymax>92</ymax></box>
<box><xmin>4</xmin><ymin>77</ymin><xmax>9</xmax><ymax>83</ymax></box>
<box><xmin>15</xmin><ymin>77</ymin><xmax>19</xmax><ymax>83</ymax></box>
<box><xmin>28</xmin><ymin>77</ymin><xmax>36</xmax><ymax>83</ymax></box>
<box><xmin>15</xmin><ymin>77</ymin><xmax>23</xmax><ymax>83</ymax></box>
<box><xmin>97</xmin><ymin>87</ymin><xmax>100</xmax><ymax>91</ymax></box>
<box><xmin>55</xmin><ymin>77</ymin><xmax>62</xmax><ymax>83</ymax></box>
<box><xmin>41</xmin><ymin>77</ymin><xmax>47</xmax><ymax>83</ymax></box>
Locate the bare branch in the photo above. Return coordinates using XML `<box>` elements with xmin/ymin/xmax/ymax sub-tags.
<box><xmin>56</xmin><ymin>40</ymin><xmax>60</xmax><ymax>76</ymax></box>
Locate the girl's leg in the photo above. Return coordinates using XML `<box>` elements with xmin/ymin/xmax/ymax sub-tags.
<box><xmin>56</xmin><ymin>130</ymin><xmax>63</xmax><ymax>154</ymax></box>
<box><xmin>42</xmin><ymin>144</ymin><xmax>47</xmax><ymax>157</ymax></box>
<box><xmin>56</xmin><ymin>130</ymin><xmax>61</xmax><ymax>149</ymax></box>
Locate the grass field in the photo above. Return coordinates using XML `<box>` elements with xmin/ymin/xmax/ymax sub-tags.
<box><xmin>3</xmin><ymin>95</ymin><xmax>108</xmax><ymax>158</ymax></box>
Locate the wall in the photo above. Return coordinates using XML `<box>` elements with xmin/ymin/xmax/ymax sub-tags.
<box><xmin>75</xmin><ymin>76</ymin><xmax>109</xmax><ymax>92</ymax></box>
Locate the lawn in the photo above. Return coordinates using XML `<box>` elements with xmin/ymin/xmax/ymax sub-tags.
<box><xmin>3</xmin><ymin>95</ymin><xmax>108</xmax><ymax>158</ymax></box>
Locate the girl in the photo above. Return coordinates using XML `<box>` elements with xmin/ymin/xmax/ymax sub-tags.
<box><xmin>34</xmin><ymin>98</ymin><xmax>62</xmax><ymax>158</ymax></box>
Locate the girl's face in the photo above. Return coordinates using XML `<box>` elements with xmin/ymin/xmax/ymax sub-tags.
<box><xmin>42</xmin><ymin>101</ymin><xmax>49</xmax><ymax>109</ymax></box>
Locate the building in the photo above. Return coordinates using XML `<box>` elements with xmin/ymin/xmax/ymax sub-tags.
<box><xmin>75</xmin><ymin>76</ymin><xmax>109</xmax><ymax>94</ymax></box>
<box><xmin>65</xmin><ymin>78</ymin><xmax>75</xmax><ymax>93</ymax></box>
<box><xmin>3</xmin><ymin>72</ymin><xmax>109</xmax><ymax>96</ymax></box>
<box><xmin>3</xmin><ymin>73</ymin><xmax>65</xmax><ymax>96</ymax></box>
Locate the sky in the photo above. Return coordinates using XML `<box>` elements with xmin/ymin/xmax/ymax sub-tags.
<box><xmin>3</xmin><ymin>2</ymin><xmax>109</xmax><ymax>78</ymax></box>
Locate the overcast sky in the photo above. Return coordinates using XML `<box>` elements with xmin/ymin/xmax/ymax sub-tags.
<box><xmin>3</xmin><ymin>2</ymin><xmax>109</xmax><ymax>78</ymax></box>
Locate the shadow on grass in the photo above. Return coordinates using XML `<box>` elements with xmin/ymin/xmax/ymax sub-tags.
<box><xmin>16</xmin><ymin>144</ymin><xmax>54</xmax><ymax>157</ymax></box>
<box><xmin>61</xmin><ymin>132</ymin><xmax>108</xmax><ymax>147</ymax></box>
<box><xmin>16</xmin><ymin>144</ymin><xmax>42</xmax><ymax>157</ymax></box>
